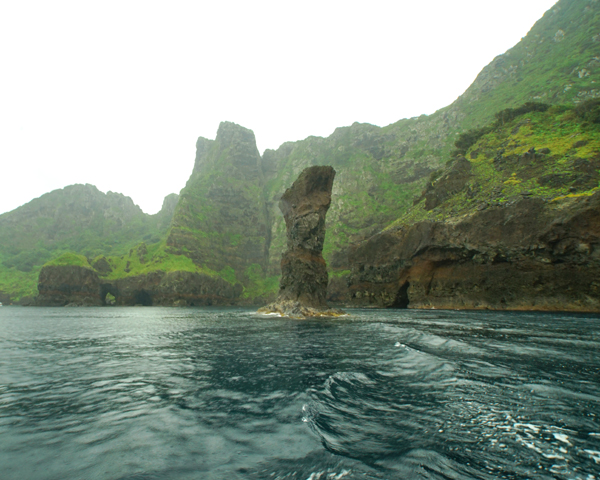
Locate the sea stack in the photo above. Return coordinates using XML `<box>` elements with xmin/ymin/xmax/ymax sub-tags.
<box><xmin>259</xmin><ymin>165</ymin><xmax>344</xmax><ymax>317</ymax></box>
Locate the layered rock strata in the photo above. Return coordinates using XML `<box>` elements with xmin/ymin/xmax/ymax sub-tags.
<box><xmin>347</xmin><ymin>193</ymin><xmax>600</xmax><ymax>312</ymax></box>
<box><xmin>260</xmin><ymin>166</ymin><xmax>344</xmax><ymax>317</ymax></box>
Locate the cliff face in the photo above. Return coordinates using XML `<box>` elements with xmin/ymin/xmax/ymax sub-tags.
<box><xmin>113</xmin><ymin>271</ymin><xmax>242</xmax><ymax>306</ymax></box>
<box><xmin>348</xmin><ymin>194</ymin><xmax>600</xmax><ymax>311</ymax></box>
<box><xmin>167</xmin><ymin>122</ymin><xmax>271</xmax><ymax>278</ymax></box>
<box><xmin>346</xmin><ymin>103</ymin><xmax>600</xmax><ymax>311</ymax></box>
<box><xmin>36</xmin><ymin>265</ymin><xmax>242</xmax><ymax>307</ymax></box>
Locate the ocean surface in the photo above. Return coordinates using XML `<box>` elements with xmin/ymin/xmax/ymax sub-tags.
<box><xmin>0</xmin><ymin>307</ymin><xmax>599</xmax><ymax>480</ymax></box>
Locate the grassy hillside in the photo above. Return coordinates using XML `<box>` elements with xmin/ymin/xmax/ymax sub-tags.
<box><xmin>454</xmin><ymin>0</ymin><xmax>600</xmax><ymax>130</ymax></box>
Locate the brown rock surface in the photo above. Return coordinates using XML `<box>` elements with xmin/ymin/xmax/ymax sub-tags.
<box><xmin>37</xmin><ymin>266</ymin><xmax>242</xmax><ymax>307</ymax></box>
<box><xmin>37</xmin><ymin>265</ymin><xmax>102</xmax><ymax>306</ymax></box>
<box><xmin>113</xmin><ymin>271</ymin><xmax>242</xmax><ymax>306</ymax></box>
<box><xmin>347</xmin><ymin>193</ymin><xmax>600</xmax><ymax>312</ymax></box>
<box><xmin>260</xmin><ymin>166</ymin><xmax>345</xmax><ymax>317</ymax></box>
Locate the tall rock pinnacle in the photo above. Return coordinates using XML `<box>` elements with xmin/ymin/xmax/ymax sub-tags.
<box><xmin>167</xmin><ymin>122</ymin><xmax>270</xmax><ymax>274</ymax></box>
<box><xmin>259</xmin><ymin>166</ymin><xmax>344</xmax><ymax>317</ymax></box>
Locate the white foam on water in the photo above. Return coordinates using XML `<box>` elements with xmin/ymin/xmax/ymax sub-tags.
<box><xmin>304</xmin><ymin>467</ymin><xmax>351</xmax><ymax>480</ymax></box>
<box><xmin>552</xmin><ymin>433</ymin><xmax>572</xmax><ymax>445</ymax></box>
<box><xmin>514</xmin><ymin>423</ymin><xmax>541</xmax><ymax>434</ymax></box>
<box><xmin>584</xmin><ymin>450</ymin><xmax>600</xmax><ymax>464</ymax></box>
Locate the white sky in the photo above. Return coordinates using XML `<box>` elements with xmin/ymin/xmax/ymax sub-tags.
<box><xmin>0</xmin><ymin>0</ymin><xmax>557</xmax><ymax>215</ymax></box>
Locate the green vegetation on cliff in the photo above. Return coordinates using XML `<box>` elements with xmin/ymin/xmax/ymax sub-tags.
<box><xmin>46</xmin><ymin>253</ymin><xmax>93</xmax><ymax>269</ymax></box>
<box><xmin>167</xmin><ymin>122</ymin><xmax>271</xmax><ymax>281</ymax></box>
<box><xmin>454</xmin><ymin>0</ymin><xmax>600</xmax><ymax>131</ymax></box>
<box><xmin>262</xmin><ymin>123</ymin><xmax>433</xmax><ymax>274</ymax></box>
<box><xmin>97</xmin><ymin>242</ymin><xmax>220</xmax><ymax>281</ymax></box>
<box><xmin>391</xmin><ymin>100</ymin><xmax>600</xmax><ymax>228</ymax></box>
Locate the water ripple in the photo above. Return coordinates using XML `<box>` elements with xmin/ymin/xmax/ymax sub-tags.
<box><xmin>0</xmin><ymin>306</ymin><xmax>598</xmax><ymax>479</ymax></box>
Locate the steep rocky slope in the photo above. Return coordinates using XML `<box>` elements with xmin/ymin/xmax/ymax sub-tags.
<box><xmin>167</xmin><ymin>122</ymin><xmax>271</xmax><ymax>278</ymax></box>
<box><xmin>36</xmin><ymin>252</ymin><xmax>241</xmax><ymax>307</ymax></box>
<box><xmin>346</xmin><ymin>102</ymin><xmax>600</xmax><ymax>311</ymax></box>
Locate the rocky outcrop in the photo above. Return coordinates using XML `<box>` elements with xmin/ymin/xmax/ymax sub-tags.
<box><xmin>113</xmin><ymin>271</ymin><xmax>242</xmax><ymax>306</ymax></box>
<box><xmin>260</xmin><ymin>166</ymin><xmax>344</xmax><ymax>317</ymax></box>
<box><xmin>347</xmin><ymin>193</ymin><xmax>600</xmax><ymax>312</ymax></box>
<box><xmin>36</xmin><ymin>265</ymin><xmax>242</xmax><ymax>307</ymax></box>
<box><xmin>37</xmin><ymin>265</ymin><xmax>103</xmax><ymax>306</ymax></box>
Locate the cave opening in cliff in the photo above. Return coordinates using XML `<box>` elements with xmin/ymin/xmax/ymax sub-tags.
<box><xmin>134</xmin><ymin>289</ymin><xmax>153</xmax><ymax>306</ymax></box>
<box><xmin>391</xmin><ymin>281</ymin><xmax>410</xmax><ymax>309</ymax></box>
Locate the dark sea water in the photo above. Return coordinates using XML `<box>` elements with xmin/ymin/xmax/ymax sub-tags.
<box><xmin>0</xmin><ymin>307</ymin><xmax>599</xmax><ymax>480</ymax></box>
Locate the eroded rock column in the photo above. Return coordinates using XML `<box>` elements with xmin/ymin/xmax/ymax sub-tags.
<box><xmin>260</xmin><ymin>166</ymin><xmax>344</xmax><ymax>317</ymax></box>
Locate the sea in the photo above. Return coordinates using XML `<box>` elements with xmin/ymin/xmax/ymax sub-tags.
<box><xmin>0</xmin><ymin>306</ymin><xmax>598</xmax><ymax>480</ymax></box>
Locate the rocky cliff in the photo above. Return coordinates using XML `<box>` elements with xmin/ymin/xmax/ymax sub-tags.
<box><xmin>112</xmin><ymin>271</ymin><xmax>242</xmax><ymax>307</ymax></box>
<box><xmin>37</xmin><ymin>265</ymin><xmax>103</xmax><ymax>307</ymax></box>
<box><xmin>346</xmin><ymin>102</ymin><xmax>600</xmax><ymax>311</ymax></box>
<box><xmin>348</xmin><ymin>194</ymin><xmax>600</xmax><ymax>311</ymax></box>
<box><xmin>36</xmin><ymin>254</ymin><xmax>242</xmax><ymax>307</ymax></box>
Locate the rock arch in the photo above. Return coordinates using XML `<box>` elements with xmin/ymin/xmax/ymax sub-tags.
<box><xmin>100</xmin><ymin>283</ymin><xmax>119</xmax><ymax>306</ymax></box>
